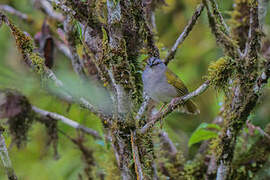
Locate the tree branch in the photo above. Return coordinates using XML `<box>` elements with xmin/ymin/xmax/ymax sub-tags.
<box><xmin>164</xmin><ymin>3</ymin><xmax>204</xmax><ymax>65</ymax></box>
<box><xmin>208</xmin><ymin>0</ymin><xmax>229</xmax><ymax>35</ymax></box>
<box><xmin>0</xmin><ymin>12</ymin><xmax>111</xmax><ymax>121</ymax></box>
<box><xmin>246</xmin><ymin>0</ymin><xmax>260</xmax><ymax>59</ymax></box>
<box><xmin>0</xmin><ymin>5</ymin><xmax>33</xmax><ymax>23</ymax></box>
<box><xmin>32</xmin><ymin>106</ymin><xmax>102</xmax><ymax>139</ymax></box>
<box><xmin>47</xmin><ymin>0</ymin><xmax>74</xmax><ymax>15</ymax></box>
<box><xmin>203</xmin><ymin>0</ymin><xmax>242</xmax><ymax>58</ymax></box>
<box><xmin>0</xmin><ymin>130</ymin><xmax>17</xmax><ymax>180</ymax></box>
<box><xmin>158</xmin><ymin>130</ymin><xmax>178</xmax><ymax>156</ymax></box>
<box><xmin>215</xmin><ymin>2</ymin><xmax>262</xmax><ymax>178</ymax></box>
<box><xmin>254</xmin><ymin>60</ymin><xmax>270</xmax><ymax>93</ymax></box>
<box><xmin>55</xmin><ymin>40</ymin><xmax>73</xmax><ymax>60</ymax></box>
<box><xmin>140</xmin><ymin>81</ymin><xmax>210</xmax><ymax>134</ymax></box>
<box><xmin>131</xmin><ymin>131</ymin><xmax>144</xmax><ymax>180</ymax></box>
<box><xmin>135</xmin><ymin>93</ymin><xmax>150</xmax><ymax>121</ymax></box>
<box><xmin>36</xmin><ymin>0</ymin><xmax>64</xmax><ymax>21</ymax></box>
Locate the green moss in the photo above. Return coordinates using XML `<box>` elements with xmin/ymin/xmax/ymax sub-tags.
<box><xmin>64</xmin><ymin>0</ymin><xmax>102</xmax><ymax>30</ymax></box>
<box><xmin>209</xmin><ymin>137</ymin><xmax>222</xmax><ymax>158</ymax></box>
<box><xmin>104</xmin><ymin>156</ymin><xmax>121</xmax><ymax>180</ymax></box>
<box><xmin>231</xmin><ymin>125</ymin><xmax>270</xmax><ymax>179</ymax></box>
<box><xmin>229</xmin><ymin>0</ymin><xmax>250</xmax><ymax>50</ymax></box>
<box><xmin>5</xmin><ymin>17</ymin><xmax>46</xmax><ymax>76</ymax></box>
<box><xmin>103</xmin><ymin>34</ymin><xmax>142</xmax><ymax>107</ymax></box>
<box><xmin>181</xmin><ymin>158</ymin><xmax>206</xmax><ymax>180</ymax></box>
<box><xmin>164</xmin><ymin>152</ymin><xmax>185</xmax><ymax>178</ymax></box>
<box><xmin>9</xmin><ymin>23</ymin><xmax>34</xmax><ymax>54</ymax></box>
<box><xmin>207</xmin><ymin>56</ymin><xmax>234</xmax><ymax>89</ymax></box>
<box><xmin>29</xmin><ymin>53</ymin><xmax>46</xmax><ymax>75</ymax></box>
<box><xmin>136</xmin><ymin>132</ymin><xmax>156</xmax><ymax>179</ymax></box>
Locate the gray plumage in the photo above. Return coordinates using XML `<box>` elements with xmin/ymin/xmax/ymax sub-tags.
<box><xmin>142</xmin><ymin>59</ymin><xmax>179</xmax><ymax>103</ymax></box>
<box><xmin>142</xmin><ymin>57</ymin><xmax>199</xmax><ymax>114</ymax></box>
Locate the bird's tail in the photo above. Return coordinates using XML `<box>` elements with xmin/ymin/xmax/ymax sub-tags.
<box><xmin>182</xmin><ymin>100</ymin><xmax>200</xmax><ymax>115</ymax></box>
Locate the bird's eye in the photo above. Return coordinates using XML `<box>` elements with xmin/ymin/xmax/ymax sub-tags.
<box><xmin>147</xmin><ymin>58</ymin><xmax>159</xmax><ymax>67</ymax></box>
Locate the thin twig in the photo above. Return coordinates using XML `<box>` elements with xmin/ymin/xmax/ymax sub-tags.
<box><xmin>0</xmin><ymin>5</ymin><xmax>32</xmax><ymax>23</ymax></box>
<box><xmin>158</xmin><ymin>130</ymin><xmax>178</xmax><ymax>156</ymax></box>
<box><xmin>130</xmin><ymin>131</ymin><xmax>144</xmax><ymax>180</ymax></box>
<box><xmin>108</xmin><ymin>69</ymin><xmax>130</xmax><ymax>114</ymax></box>
<box><xmin>43</xmin><ymin>65</ymin><xmax>110</xmax><ymax>122</ymax></box>
<box><xmin>135</xmin><ymin>93</ymin><xmax>150</xmax><ymax>121</ymax></box>
<box><xmin>37</xmin><ymin>0</ymin><xmax>64</xmax><ymax>21</ymax></box>
<box><xmin>55</xmin><ymin>40</ymin><xmax>73</xmax><ymax>60</ymax></box>
<box><xmin>246</xmin><ymin>121</ymin><xmax>270</xmax><ymax>140</ymax></box>
<box><xmin>0</xmin><ymin>131</ymin><xmax>17</xmax><ymax>180</ymax></box>
<box><xmin>203</xmin><ymin>0</ymin><xmax>243</xmax><ymax>58</ymax></box>
<box><xmin>47</xmin><ymin>0</ymin><xmax>74</xmax><ymax>18</ymax></box>
<box><xmin>140</xmin><ymin>81</ymin><xmax>210</xmax><ymax>134</ymax></box>
<box><xmin>209</xmin><ymin>0</ymin><xmax>229</xmax><ymax>34</ymax></box>
<box><xmin>256</xmin><ymin>126</ymin><xmax>270</xmax><ymax>140</ymax></box>
<box><xmin>254</xmin><ymin>62</ymin><xmax>270</xmax><ymax>94</ymax></box>
<box><xmin>164</xmin><ymin>3</ymin><xmax>204</xmax><ymax>65</ymax></box>
<box><xmin>246</xmin><ymin>0</ymin><xmax>260</xmax><ymax>59</ymax></box>
<box><xmin>32</xmin><ymin>106</ymin><xmax>102</xmax><ymax>139</ymax></box>
<box><xmin>205</xmin><ymin>106</ymin><xmax>224</xmax><ymax>179</ymax></box>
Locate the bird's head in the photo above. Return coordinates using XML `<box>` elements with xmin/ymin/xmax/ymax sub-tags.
<box><xmin>146</xmin><ymin>57</ymin><xmax>163</xmax><ymax>68</ymax></box>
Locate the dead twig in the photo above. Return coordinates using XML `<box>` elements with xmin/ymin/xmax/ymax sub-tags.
<box><xmin>32</xmin><ymin>106</ymin><xmax>102</xmax><ymax>139</ymax></box>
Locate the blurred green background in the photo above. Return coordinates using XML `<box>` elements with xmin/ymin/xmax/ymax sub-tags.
<box><xmin>0</xmin><ymin>0</ymin><xmax>270</xmax><ymax>179</ymax></box>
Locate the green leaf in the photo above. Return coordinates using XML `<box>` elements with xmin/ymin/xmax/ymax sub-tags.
<box><xmin>188</xmin><ymin>123</ymin><xmax>220</xmax><ymax>147</ymax></box>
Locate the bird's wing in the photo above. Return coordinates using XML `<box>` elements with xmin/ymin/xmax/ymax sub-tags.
<box><xmin>165</xmin><ymin>68</ymin><xmax>189</xmax><ymax>96</ymax></box>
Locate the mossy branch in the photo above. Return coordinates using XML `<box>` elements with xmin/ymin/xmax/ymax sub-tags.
<box><xmin>32</xmin><ymin>106</ymin><xmax>102</xmax><ymax>139</ymax></box>
<box><xmin>214</xmin><ymin>2</ymin><xmax>264</xmax><ymax>179</ymax></box>
<box><xmin>203</xmin><ymin>0</ymin><xmax>242</xmax><ymax>58</ymax></box>
<box><xmin>0</xmin><ymin>11</ymin><xmax>111</xmax><ymax>122</ymax></box>
<box><xmin>0</xmin><ymin>90</ymin><xmax>102</xmax><ymax>139</ymax></box>
<box><xmin>130</xmin><ymin>131</ymin><xmax>144</xmax><ymax>180</ymax></box>
<box><xmin>0</xmin><ymin>130</ymin><xmax>17</xmax><ymax>180</ymax></box>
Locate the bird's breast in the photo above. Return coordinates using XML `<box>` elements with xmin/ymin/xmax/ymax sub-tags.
<box><xmin>143</xmin><ymin>68</ymin><xmax>179</xmax><ymax>103</ymax></box>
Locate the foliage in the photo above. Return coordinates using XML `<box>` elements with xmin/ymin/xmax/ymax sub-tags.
<box><xmin>0</xmin><ymin>0</ymin><xmax>270</xmax><ymax>179</ymax></box>
<box><xmin>188</xmin><ymin>122</ymin><xmax>220</xmax><ymax>147</ymax></box>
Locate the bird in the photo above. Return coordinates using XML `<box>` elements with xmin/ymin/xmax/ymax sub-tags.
<box><xmin>142</xmin><ymin>57</ymin><xmax>200</xmax><ymax>115</ymax></box>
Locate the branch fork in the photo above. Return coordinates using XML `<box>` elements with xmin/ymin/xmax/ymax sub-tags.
<box><xmin>140</xmin><ymin>81</ymin><xmax>210</xmax><ymax>134</ymax></box>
